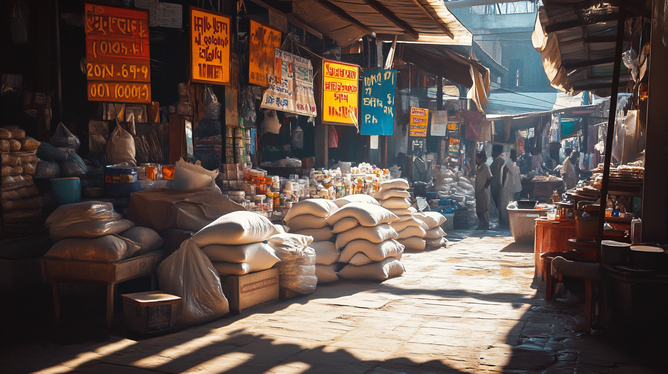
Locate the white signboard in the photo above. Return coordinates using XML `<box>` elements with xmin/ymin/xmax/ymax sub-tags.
<box><xmin>431</xmin><ymin>110</ymin><xmax>447</xmax><ymax>136</ymax></box>
<box><xmin>261</xmin><ymin>49</ymin><xmax>316</xmax><ymax>117</ymax></box>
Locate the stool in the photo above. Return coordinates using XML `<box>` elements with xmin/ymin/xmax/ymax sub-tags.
<box><xmin>545</xmin><ymin>254</ymin><xmax>601</xmax><ymax>324</ymax></box>
<box><xmin>43</xmin><ymin>251</ymin><xmax>163</xmax><ymax>328</ymax></box>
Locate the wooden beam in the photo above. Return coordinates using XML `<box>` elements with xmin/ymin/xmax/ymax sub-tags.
<box><xmin>362</xmin><ymin>0</ymin><xmax>419</xmax><ymax>39</ymax></box>
<box><xmin>247</xmin><ymin>0</ymin><xmax>322</xmax><ymax>38</ymax></box>
<box><xmin>313</xmin><ymin>0</ymin><xmax>374</xmax><ymax>34</ymax></box>
<box><xmin>411</xmin><ymin>0</ymin><xmax>454</xmax><ymax>38</ymax></box>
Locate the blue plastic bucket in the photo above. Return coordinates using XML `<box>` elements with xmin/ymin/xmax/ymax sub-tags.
<box><xmin>50</xmin><ymin>177</ymin><xmax>81</xmax><ymax>206</ymax></box>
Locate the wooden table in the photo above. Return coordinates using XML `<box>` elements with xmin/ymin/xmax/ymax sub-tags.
<box><xmin>43</xmin><ymin>251</ymin><xmax>163</xmax><ymax>328</ymax></box>
<box><xmin>534</xmin><ymin>218</ymin><xmax>575</xmax><ymax>277</ymax></box>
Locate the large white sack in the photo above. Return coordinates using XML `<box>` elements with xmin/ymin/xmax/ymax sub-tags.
<box><xmin>45</xmin><ymin>201</ymin><xmax>118</xmax><ymax>231</ymax></box>
<box><xmin>379</xmin><ymin>178</ymin><xmax>409</xmax><ymax>191</ymax></box>
<box><xmin>44</xmin><ymin>234</ymin><xmax>141</xmax><ymax>263</ymax></box>
<box><xmin>211</xmin><ymin>260</ymin><xmax>277</xmax><ymax>276</ymax></box>
<box><xmin>399</xmin><ymin>237</ymin><xmax>426</xmax><ymax>252</ymax></box>
<box><xmin>284</xmin><ymin>199</ymin><xmax>339</xmax><ymax>221</ymax></box>
<box><xmin>275</xmin><ymin>247</ymin><xmax>317</xmax><ymax>294</ymax></box>
<box><xmin>292</xmin><ymin>227</ymin><xmax>333</xmax><ymax>241</ymax></box>
<box><xmin>311</xmin><ymin>241</ymin><xmax>340</xmax><ymax>265</ymax></box>
<box><xmin>349</xmin><ymin>249</ymin><xmax>403</xmax><ymax>266</ymax></box>
<box><xmin>332</xmin><ymin>217</ymin><xmax>359</xmax><ymax>234</ymax></box>
<box><xmin>315</xmin><ymin>264</ymin><xmax>339</xmax><ymax>283</ymax></box>
<box><xmin>334</xmin><ymin>194</ymin><xmax>380</xmax><ymax>207</ymax></box>
<box><xmin>424</xmin><ymin>227</ymin><xmax>446</xmax><ymax>239</ymax></box>
<box><xmin>390</xmin><ymin>217</ymin><xmax>422</xmax><ymax>232</ymax></box>
<box><xmin>339</xmin><ymin>239</ymin><xmax>405</xmax><ymax>263</ymax></box>
<box><xmin>119</xmin><ymin>227</ymin><xmax>163</xmax><ymax>254</ymax></box>
<box><xmin>380</xmin><ymin>197</ymin><xmax>411</xmax><ymax>210</ymax></box>
<box><xmin>419</xmin><ymin>220</ymin><xmax>430</xmax><ymax>231</ymax></box>
<box><xmin>285</xmin><ymin>214</ymin><xmax>328</xmax><ymax>231</ymax></box>
<box><xmin>167</xmin><ymin>158</ymin><xmax>219</xmax><ymax>191</ymax></box>
<box><xmin>267</xmin><ymin>232</ymin><xmax>314</xmax><ymax>261</ymax></box>
<box><xmin>374</xmin><ymin>188</ymin><xmax>410</xmax><ymax>201</ymax></box>
<box><xmin>157</xmin><ymin>239</ymin><xmax>230</xmax><ymax>327</ymax></box>
<box><xmin>335</xmin><ymin>224</ymin><xmax>399</xmax><ymax>249</ymax></box>
<box><xmin>50</xmin><ymin>219</ymin><xmax>135</xmax><ymax>242</ymax></box>
<box><xmin>415</xmin><ymin>211</ymin><xmax>446</xmax><ymax>229</ymax></box>
<box><xmin>337</xmin><ymin>257</ymin><xmax>405</xmax><ymax>281</ymax></box>
<box><xmin>397</xmin><ymin>225</ymin><xmax>426</xmax><ymax>240</ymax></box>
<box><xmin>327</xmin><ymin>203</ymin><xmax>399</xmax><ymax>227</ymax></box>
<box><xmin>200</xmin><ymin>242</ymin><xmax>280</xmax><ymax>267</ymax></box>
<box><xmin>389</xmin><ymin>208</ymin><xmax>414</xmax><ymax>216</ymax></box>
<box><xmin>192</xmin><ymin>211</ymin><xmax>278</xmax><ymax>247</ymax></box>
<box><xmin>426</xmin><ymin>237</ymin><xmax>448</xmax><ymax>248</ymax></box>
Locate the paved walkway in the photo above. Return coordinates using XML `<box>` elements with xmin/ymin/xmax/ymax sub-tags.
<box><xmin>1</xmin><ymin>230</ymin><xmax>662</xmax><ymax>373</ymax></box>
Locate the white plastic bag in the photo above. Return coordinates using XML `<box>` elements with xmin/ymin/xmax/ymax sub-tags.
<box><xmin>267</xmin><ymin>233</ymin><xmax>317</xmax><ymax>294</ymax></box>
<box><xmin>262</xmin><ymin>110</ymin><xmax>281</xmax><ymax>134</ymax></box>
<box><xmin>157</xmin><ymin>239</ymin><xmax>230</xmax><ymax>327</ymax></box>
<box><xmin>167</xmin><ymin>158</ymin><xmax>220</xmax><ymax>191</ymax></box>
<box><xmin>106</xmin><ymin>122</ymin><xmax>136</xmax><ymax>166</ymax></box>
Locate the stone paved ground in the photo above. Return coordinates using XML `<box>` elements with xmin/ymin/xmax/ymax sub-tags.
<box><xmin>0</xmin><ymin>230</ymin><xmax>663</xmax><ymax>373</ymax></box>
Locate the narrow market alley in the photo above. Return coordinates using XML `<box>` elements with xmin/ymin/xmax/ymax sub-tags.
<box><xmin>1</xmin><ymin>230</ymin><xmax>662</xmax><ymax>374</ymax></box>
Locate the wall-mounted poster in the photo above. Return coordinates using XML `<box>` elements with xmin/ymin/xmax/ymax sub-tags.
<box><xmin>248</xmin><ymin>19</ymin><xmax>281</xmax><ymax>87</ymax></box>
<box><xmin>409</xmin><ymin>107</ymin><xmax>428</xmax><ymax>137</ymax></box>
<box><xmin>430</xmin><ymin>110</ymin><xmax>447</xmax><ymax>136</ymax></box>
<box><xmin>361</xmin><ymin>69</ymin><xmax>395</xmax><ymax>135</ymax></box>
<box><xmin>448</xmin><ymin>137</ymin><xmax>460</xmax><ymax>156</ymax></box>
<box><xmin>260</xmin><ymin>49</ymin><xmax>316</xmax><ymax>117</ymax></box>
<box><xmin>322</xmin><ymin>59</ymin><xmax>359</xmax><ymax>126</ymax></box>
<box><xmin>84</xmin><ymin>3</ymin><xmax>151</xmax><ymax>103</ymax></box>
<box><xmin>447</xmin><ymin>121</ymin><xmax>460</xmax><ymax>137</ymax></box>
<box><xmin>190</xmin><ymin>7</ymin><xmax>231</xmax><ymax>85</ymax></box>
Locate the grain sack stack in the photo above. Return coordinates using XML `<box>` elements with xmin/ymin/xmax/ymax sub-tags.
<box><xmin>284</xmin><ymin>199</ymin><xmax>339</xmax><ymax>284</ymax></box>
<box><xmin>327</xmin><ymin>203</ymin><xmax>405</xmax><ymax>281</ymax></box>
<box><xmin>192</xmin><ymin>211</ymin><xmax>280</xmax><ymax>276</ymax></box>
<box><xmin>415</xmin><ymin>211</ymin><xmax>448</xmax><ymax>249</ymax></box>
<box><xmin>267</xmin><ymin>233</ymin><xmax>318</xmax><ymax>295</ymax></box>
<box><xmin>43</xmin><ymin>202</ymin><xmax>163</xmax><ymax>262</ymax></box>
<box><xmin>375</xmin><ymin>178</ymin><xmax>426</xmax><ymax>252</ymax></box>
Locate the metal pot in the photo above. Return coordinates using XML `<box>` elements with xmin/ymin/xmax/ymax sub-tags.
<box><xmin>601</xmin><ymin>240</ymin><xmax>631</xmax><ymax>266</ymax></box>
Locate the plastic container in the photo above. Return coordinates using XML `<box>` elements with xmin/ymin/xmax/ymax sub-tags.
<box><xmin>507</xmin><ymin>201</ymin><xmax>548</xmax><ymax>243</ymax></box>
<box><xmin>162</xmin><ymin>165</ymin><xmax>175</xmax><ymax>180</ymax></box>
<box><xmin>50</xmin><ymin>177</ymin><xmax>81</xmax><ymax>206</ymax></box>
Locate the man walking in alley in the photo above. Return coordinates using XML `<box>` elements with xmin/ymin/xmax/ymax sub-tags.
<box><xmin>475</xmin><ymin>151</ymin><xmax>493</xmax><ymax>230</ymax></box>
<box><xmin>490</xmin><ymin>144</ymin><xmax>505</xmax><ymax>215</ymax></box>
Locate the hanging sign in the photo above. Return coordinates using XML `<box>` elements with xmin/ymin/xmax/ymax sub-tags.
<box><xmin>190</xmin><ymin>7</ymin><xmax>231</xmax><ymax>85</ymax></box>
<box><xmin>360</xmin><ymin>69</ymin><xmax>395</xmax><ymax>135</ymax></box>
<box><xmin>409</xmin><ymin>107</ymin><xmax>428</xmax><ymax>137</ymax></box>
<box><xmin>447</xmin><ymin>121</ymin><xmax>460</xmax><ymax>137</ymax></box>
<box><xmin>248</xmin><ymin>19</ymin><xmax>281</xmax><ymax>87</ymax></box>
<box><xmin>322</xmin><ymin>59</ymin><xmax>359</xmax><ymax>126</ymax></box>
<box><xmin>430</xmin><ymin>110</ymin><xmax>447</xmax><ymax>136</ymax></box>
<box><xmin>448</xmin><ymin>137</ymin><xmax>460</xmax><ymax>156</ymax></box>
<box><xmin>84</xmin><ymin>3</ymin><xmax>151</xmax><ymax>103</ymax></box>
<box><xmin>260</xmin><ymin>49</ymin><xmax>316</xmax><ymax>117</ymax></box>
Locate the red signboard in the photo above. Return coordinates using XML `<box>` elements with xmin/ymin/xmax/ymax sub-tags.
<box><xmin>85</xmin><ymin>3</ymin><xmax>151</xmax><ymax>103</ymax></box>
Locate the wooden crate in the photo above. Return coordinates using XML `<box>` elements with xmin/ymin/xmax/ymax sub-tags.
<box><xmin>122</xmin><ymin>291</ymin><xmax>181</xmax><ymax>336</ymax></box>
<box><xmin>220</xmin><ymin>268</ymin><xmax>279</xmax><ymax>313</ymax></box>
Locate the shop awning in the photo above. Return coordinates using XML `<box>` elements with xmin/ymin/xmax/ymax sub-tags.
<box><xmin>250</xmin><ymin>0</ymin><xmax>473</xmax><ymax>47</ymax></box>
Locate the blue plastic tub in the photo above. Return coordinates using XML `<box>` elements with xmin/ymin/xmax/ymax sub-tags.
<box><xmin>50</xmin><ymin>177</ymin><xmax>81</xmax><ymax>206</ymax></box>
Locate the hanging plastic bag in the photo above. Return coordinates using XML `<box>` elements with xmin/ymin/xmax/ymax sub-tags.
<box><xmin>203</xmin><ymin>86</ymin><xmax>221</xmax><ymax>120</ymax></box>
<box><xmin>51</xmin><ymin>123</ymin><xmax>80</xmax><ymax>151</ymax></box>
<box><xmin>261</xmin><ymin>110</ymin><xmax>281</xmax><ymax>134</ymax></box>
<box><xmin>157</xmin><ymin>239</ymin><xmax>230</xmax><ymax>327</ymax></box>
<box><xmin>106</xmin><ymin>122</ymin><xmax>136</xmax><ymax>166</ymax></box>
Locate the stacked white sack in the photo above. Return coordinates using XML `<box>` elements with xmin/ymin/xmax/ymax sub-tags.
<box><xmin>267</xmin><ymin>233</ymin><xmax>318</xmax><ymax>294</ymax></box>
<box><xmin>375</xmin><ymin>178</ymin><xmax>426</xmax><ymax>252</ymax></box>
<box><xmin>193</xmin><ymin>211</ymin><xmax>281</xmax><ymax>276</ymax></box>
<box><xmin>44</xmin><ymin>201</ymin><xmax>163</xmax><ymax>263</ymax></box>
<box><xmin>327</xmin><ymin>202</ymin><xmax>405</xmax><ymax>281</ymax></box>
<box><xmin>434</xmin><ymin>169</ymin><xmax>475</xmax><ymax>205</ymax></box>
<box><xmin>284</xmin><ymin>199</ymin><xmax>339</xmax><ymax>283</ymax></box>
<box><xmin>415</xmin><ymin>211</ymin><xmax>448</xmax><ymax>248</ymax></box>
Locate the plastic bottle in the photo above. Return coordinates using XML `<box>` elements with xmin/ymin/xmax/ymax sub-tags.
<box><xmin>612</xmin><ymin>204</ymin><xmax>620</xmax><ymax>217</ymax></box>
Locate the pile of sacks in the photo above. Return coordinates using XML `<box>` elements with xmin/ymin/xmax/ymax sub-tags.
<box><xmin>434</xmin><ymin>169</ymin><xmax>475</xmax><ymax>204</ymax></box>
<box><xmin>193</xmin><ymin>211</ymin><xmax>281</xmax><ymax>276</ymax></box>
<box><xmin>44</xmin><ymin>201</ymin><xmax>163</xmax><ymax>263</ymax></box>
<box><xmin>415</xmin><ymin>211</ymin><xmax>448</xmax><ymax>249</ymax></box>
<box><xmin>284</xmin><ymin>199</ymin><xmax>340</xmax><ymax>284</ymax></box>
<box><xmin>375</xmin><ymin>178</ymin><xmax>427</xmax><ymax>252</ymax></box>
<box><xmin>327</xmin><ymin>202</ymin><xmax>405</xmax><ymax>281</ymax></box>
<box><xmin>267</xmin><ymin>233</ymin><xmax>317</xmax><ymax>295</ymax></box>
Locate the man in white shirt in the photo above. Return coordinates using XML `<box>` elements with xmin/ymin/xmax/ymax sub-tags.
<box><xmin>475</xmin><ymin>151</ymin><xmax>493</xmax><ymax>230</ymax></box>
<box><xmin>500</xmin><ymin>150</ymin><xmax>523</xmax><ymax>226</ymax></box>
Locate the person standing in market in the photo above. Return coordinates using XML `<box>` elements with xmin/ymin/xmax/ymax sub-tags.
<box><xmin>561</xmin><ymin>150</ymin><xmax>580</xmax><ymax>189</ymax></box>
<box><xmin>475</xmin><ymin>151</ymin><xmax>493</xmax><ymax>230</ymax></box>
<box><xmin>490</xmin><ymin>144</ymin><xmax>505</xmax><ymax>215</ymax></box>
<box><xmin>500</xmin><ymin>149</ymin><xmax>523</xmax><ymax>226</ymax></box>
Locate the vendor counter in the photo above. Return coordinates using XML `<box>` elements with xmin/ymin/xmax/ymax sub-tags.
<box><xmin>534</xmin><ymin>217</ymin><xmax>575</xmax><ymax>276</ymax></box>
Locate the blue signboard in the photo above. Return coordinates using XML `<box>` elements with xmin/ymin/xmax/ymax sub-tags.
<box><xmin>361</xmin><ymin>69</ymin><xmax>396</xmax><ymax>135</ymax></box>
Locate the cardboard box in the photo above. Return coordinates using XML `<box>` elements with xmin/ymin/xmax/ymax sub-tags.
<box><xmin>220</xmin><ymin>268</ymin><xmax>279</xmax><ymax>313</ymax></box>
<box><xmin>122</xmin><ymin>291</ymin><xmax>181</xmax><ymax>336</ymax></box>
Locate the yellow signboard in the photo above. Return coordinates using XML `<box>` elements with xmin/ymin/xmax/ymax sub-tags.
<box><xmin>249</xmin><ymin>19</ymin><xmax>281</xmax><ymax>87</ymax></box>
<box><xmin>322</xmin><ymin>59</ymin><xmax>359</xmax><ymax>126</ymax></box>
<box><xmin>190</xmin><ymin>7</ymin><xmax>231</xmax><ymax>85</ymax></box>
<box><xmin>409</xmin><ymin>107</ymin><xmax>429</xmax><ymax>137</ymax></box>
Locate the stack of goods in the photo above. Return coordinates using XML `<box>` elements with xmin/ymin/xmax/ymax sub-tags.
<box><xmin>327</xmin><ymin>203</ymin><xmax>405</xmax><ymax>281</ymax></box>
<box><xmin>375</xmin><ymin>178</ymin><xmax>425</xmax><ymax>252</ymax></box>
<box><xmin>433</xmin><ymin>169</ymin><xmax>475</xmax><ymax>205</ymax></box>
<box><xmin>267</xmin><ymin>232</ymin><xmax>318</xmax><ymax>295</ymax></box>
<box><xmin>192</xmin><ymin>211</ymin><xmax>280</xmax><ymax>276</ymax></box>
<box><xmin>43</xmin><ymin>202</ymin><xmax>163</xmax><ymax>262</ymax></box>
<box><xmin>1</xmin><ymin>126</ymin><xmax>44</xmax><ymax>238</ymax></box>
<box><xmin>284</xmin><ymin>199</ymin><xmax>339</xmax><ymax>283</ymax></box>
<box><xmin>415</xmin><ymin>211</ymin><xmax>447</xmax><ymax>249</ymax></box>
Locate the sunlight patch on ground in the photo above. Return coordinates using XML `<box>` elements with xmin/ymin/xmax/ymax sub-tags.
<box><xmin>34</xmin><ymin>339</ymin><xmax>136</xmax><ymax>373</ymax></box>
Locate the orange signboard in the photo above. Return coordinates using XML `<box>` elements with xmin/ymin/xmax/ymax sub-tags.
<box><xmin>249</xmin><ymin>19</ymin><xmax>281</xmax><ymax>87</ymax></box>
<box><xmin>409</xmin><ymin>107</ymin><xmax>429</xmax><ymax>137</ymax></box>
<box><xmin>190</xmin><ymin>7</ymin><xmax>231</xmax><ymax>85</ymax></box>
<box><xmin>322</xmin><ymin>59</ymin><xmax>359</xmax><ymax>126</ymax></box>
<box><xmin>85</xmin><ymin>3</ymin><xmax>151</xmax><ymax>103</ymax></box>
